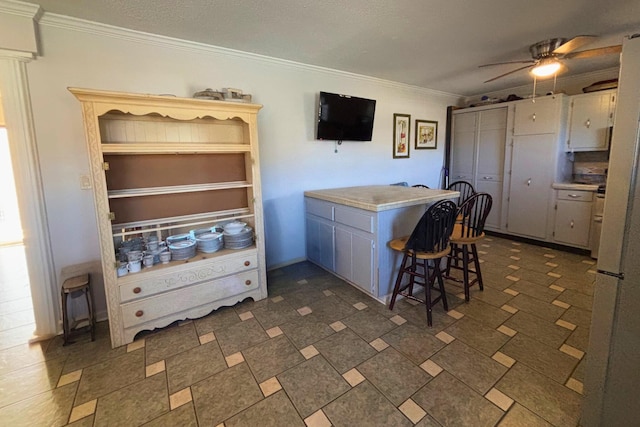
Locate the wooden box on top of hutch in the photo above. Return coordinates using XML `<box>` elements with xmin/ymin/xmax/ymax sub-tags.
<box><xmin>70</xmin><ymin>88</ymin><xmax>267</xmax><ymax>348</ymax></box>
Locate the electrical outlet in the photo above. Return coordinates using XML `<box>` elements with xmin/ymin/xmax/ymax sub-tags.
<box><xmin>80</xmin><ymin>174</ymin><xmax>92</xmax><ymax>190</ymax></box>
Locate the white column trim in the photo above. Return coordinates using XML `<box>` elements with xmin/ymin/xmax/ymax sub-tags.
<box><xmin>0</xmin><ymin>54</ymin><xmax>57</xmax><ymax>339</ymax></box>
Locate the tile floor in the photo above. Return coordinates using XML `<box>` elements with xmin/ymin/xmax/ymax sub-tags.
<box><xmin>0</xmin><ymin>236</ymin><xmax>595</xmax><ymax>426</ymax></box>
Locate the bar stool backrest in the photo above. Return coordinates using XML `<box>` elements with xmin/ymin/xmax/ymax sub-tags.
<box><xmin>453</xmin><ymin>192</ymin><xmax>493</xmax><ymax>239</ymax></box>
<box><xmin>405</xmin><ymin>200</ymin><xmax>457</xmax><ymax>253</ymax></box>
<box><xmin>447</xmin><ymin>180</ymin><xmax>475</xmax><ymax>207</ymax></box>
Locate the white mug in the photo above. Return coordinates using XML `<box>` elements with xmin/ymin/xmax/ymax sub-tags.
<box><xmin>117</xmin><ymin>264</ymin><xmax>129</xmax><ymax>277</ymax></box>
<box><xmin>128</xmin><ymin>260</ymin><xmax>142</xmax><ymax>273</ymax></box>
<box><xmin>159</xmin><ymin>251</ymin><xmax>171</xmax><ymax>264</ymax></box>
<box><xmin>143</xmin><ymin>255</ymin><xmax>154</xmax><ymax>268</ymax></box>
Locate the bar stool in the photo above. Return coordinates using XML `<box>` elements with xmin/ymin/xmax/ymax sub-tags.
<box><xmin>388</xmin><ymin>200</ymin><xmax>457</xmax><ymax>326</ymax></box>
<box><xmin>61</xmin><ymin>273</ymin><xmax>95</xmax><ymax>345</ymax></box>
<box><xmin>445</xmin><ymin>193</ymin><xmax>493</xmax><ymax>301</ymax></box>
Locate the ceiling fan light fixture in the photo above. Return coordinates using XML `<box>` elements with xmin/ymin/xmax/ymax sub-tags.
<box><xmin>531</xmin><ymin>58</ymin><xmax>561</xmax><ymax>77</ymax></box>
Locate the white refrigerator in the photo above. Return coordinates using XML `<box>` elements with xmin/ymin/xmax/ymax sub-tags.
<box><xmin>582</xmin><ymin>34</ymin><xmax>640</xmax><ymax>426</ymax></box>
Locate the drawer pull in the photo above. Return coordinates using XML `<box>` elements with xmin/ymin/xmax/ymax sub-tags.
<box><xmin>570</xmin><ymin>220</ymin><xmax>575</xmax><ymax>229</ymax></box>
<box><xmin>135</xmin><ymin>310</ymin><xmax>144</xmax><ymax>317</ymax></box>
<box><xmin>245</xmin><ymin>280</ymin><xmax>252</xmax><ymax>286</ymax></box>
<box><xmin>244</xmin><ymin>261</ymin><xmax>251</xmax><ymax>266</ymax></box>
<box><xmin>585</xmin><ymin>119</ymin><xmax>591</xmax><ymax>128</ymax></box>
<box><xmin>532</xmin><ymin>113</ymin><xmax>536</xmax><ymax>122</ymax></box>
<box><xmin>568</xmin><ymin>194</ymin><xmax>580</xmax><ymax>198</ymax></box>
<box><xmin>483</xmin><ymin>176</ymin><xmax>493</xmax><ymax>180</ymax></box>
<box><xmin>527</xmin><ymin>178</ymin><xmax>532</xmax><ymax>186</ymax></box>
<box><xmin>133</xmin><ymin>287</ymin><xmax>141</xmax><ymax>294</ymax></box>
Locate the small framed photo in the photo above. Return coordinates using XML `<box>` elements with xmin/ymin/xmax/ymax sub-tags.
<box><xmin>393</xmin><ymin>113</ymin><xmax>411</xmax><ymax>158</ymax></box>
<box><xmin>415</xmin><ymin>120</ymin><xmax>438</xmax><ymax>149</ymax></box>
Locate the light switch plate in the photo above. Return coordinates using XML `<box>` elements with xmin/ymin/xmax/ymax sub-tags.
<box><xmin>80</xmin><ymin>174</ymin><xmax>92</xmax><ymax>190</ymax></box>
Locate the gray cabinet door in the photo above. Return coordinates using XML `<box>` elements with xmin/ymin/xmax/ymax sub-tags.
<box><xmin>450</xmin><ymin>112</ymin><xmax>476</xmax><ymax>181</ymax></box>
<box><xmin>554</xmin><ymin>200</ymin><xmax>592</xmax><ymax>247</ymax></box>
<box><xmin>335</xmin><ymin>228</ymin><xmax>374</xmax><ymax>294</ymax></box>
<box><xmin>507</xmin><ymin>134</ymin><xmax>555</xmax><ymax>239</ymax></box>
<box><xmin>306</xmin><ymin>216</ymin><xmax>334</xmax><ymax>270</ymax></box>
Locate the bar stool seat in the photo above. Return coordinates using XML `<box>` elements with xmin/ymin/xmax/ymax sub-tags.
<box><xmin>61</xmin><ymin>273</ymin><xmax>95</xmax><ymax>345</ymax></box>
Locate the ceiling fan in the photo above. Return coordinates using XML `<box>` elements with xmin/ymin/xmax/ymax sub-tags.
<box><xmin>480</xmin><ymin>36</ymin><xmax>622</xmax><ymax>83</ymax></box>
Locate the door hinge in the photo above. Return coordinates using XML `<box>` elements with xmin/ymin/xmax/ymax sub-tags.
<box><xmin>108</xmin><ymin>212</ymin><xmax>116</xmax><ymax>221</ymax></box>
<box><xmin>102</xmin><ymin>162</ymin><xmax>110</xmax><ymax>171</ymax></box>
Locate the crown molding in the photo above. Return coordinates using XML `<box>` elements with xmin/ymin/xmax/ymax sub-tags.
<box><xmin>0</xmin><ymin>0</ymin><xmax>42</xmax><ymax>19</ymax></box>
<box><xmin>38</xmin><ymin>13</ymin><xmax>462</xmax><ymax>102</ymax></box>
<box><xmin>0</xmin><ymin>48</ymin><xmax>34</xmax><ymax>61</ymax></box>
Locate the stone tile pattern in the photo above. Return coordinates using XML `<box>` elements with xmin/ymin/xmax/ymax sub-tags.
<box><xmin>0</xmin><ymin>237</ymin><xmax>593</xmax><ymax>426</ymax></box>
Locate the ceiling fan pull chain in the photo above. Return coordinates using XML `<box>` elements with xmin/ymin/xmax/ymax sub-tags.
<box><xmin>553</xmin><ymin>73</ymin><xmax>558</xmax><ymax>93</ymax></box>
<box><xmin>532</xmin><ymin>75</ymin><xmax>537</xmax><ymax>102</ymax></box>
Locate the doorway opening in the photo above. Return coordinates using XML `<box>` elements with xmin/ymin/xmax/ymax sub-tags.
<box><xmin>0</xmin><ymin>126</ymin><xmax>35</xmax><ymax>350</ymax></box>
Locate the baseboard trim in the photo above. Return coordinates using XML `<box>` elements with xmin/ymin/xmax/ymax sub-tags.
<box><xmin>485</xmin><ymin>231</ymin><xmax>591</xmax><ymax>257</ymax></box>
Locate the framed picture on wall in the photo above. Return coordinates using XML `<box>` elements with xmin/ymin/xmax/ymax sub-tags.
<box><xmin>415</xmin><ymin>119</ymin><xmax>438</xmax><ymax>149</ymax></box>
<box><xmin>393</xmin><ymin>113</ymin><xmax>411</xmax><ymax>158</ymax></box>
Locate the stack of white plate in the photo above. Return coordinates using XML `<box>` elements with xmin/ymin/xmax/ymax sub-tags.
<box><xmin>168</xmin><ymin>239</ymin><xmax>197</xmax><ymax>260</ymax></box>
<box><xmin>196</xmin><ymin>232</ymin><xmax>223</xmax><ymax>253</ymax></box>
<box><xmin>223</xmin><ymin>226</ymin><xmax>253</xmax><ymax>250</ymax></box>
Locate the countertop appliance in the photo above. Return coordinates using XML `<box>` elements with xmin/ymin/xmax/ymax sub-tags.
<box><xmin>582</xmin><ymin>34</ymin><xmax>640</xmax><ymax>426</ymax></box>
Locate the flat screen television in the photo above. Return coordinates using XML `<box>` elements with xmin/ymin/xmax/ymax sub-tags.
<box><xmin>316</xmin><ymin>92</ymin><xmax>376</xmax><ymax>141</ymax></box>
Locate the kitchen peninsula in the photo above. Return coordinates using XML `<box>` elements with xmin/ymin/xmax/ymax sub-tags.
<box><xmin>304</xmin><ymin>185</ymin><xmax>459</xmax><ymax>302</ymax></box>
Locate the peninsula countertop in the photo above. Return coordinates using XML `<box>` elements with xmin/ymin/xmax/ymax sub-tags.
<box><xmin>304</xmin><ymin>185</ymin><xmax>460</xmax><ymax>212</ymax></box>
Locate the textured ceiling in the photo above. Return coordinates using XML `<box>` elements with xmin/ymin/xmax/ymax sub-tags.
<box><xmin>22</xmin><ymin>0</ymin><xmax>640</xmax><ymax>96</ymax></box>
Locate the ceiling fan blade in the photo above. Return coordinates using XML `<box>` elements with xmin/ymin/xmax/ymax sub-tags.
<box><xmin>564</xmin><ymin>45</ymin><xmax>622</xmax><ymax>59</ymax></box>
<box><xmin>484</xmin><ymin>64</ymin><xmax>534</xmax><ymax>83</ymax></box>
<box><xmin>553</xmin><ymin>35</ymin><xmax>597</xmax><ymax>54</ymax></box>
<box><xmin>479</xmin><ymin>60</ymin><xmax>535</xmax><ymax>68</ymax></box>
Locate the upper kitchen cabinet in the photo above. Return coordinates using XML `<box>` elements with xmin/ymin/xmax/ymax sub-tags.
<box><xmin>506</xmin><ymin>95</ymin><xmax>571</xmax><ymax>240</ymax></box>
<box><xmin>566</xmin><ymin>89</ymin><xmax>616</xmax><ymax>152</ymax></box>
<box><xmin>513</xmin><ymin>95</ymin><xmax>560</xmax><ymax>135</ymax></box>
<box><xmin>450</xmin><ymin>111</ymin><xmax>477</xmax><ymax>181</ymax></box>
<box><xmin>451</xmin><ymin>105</ymin><xmax>508</xmax><ymax>231</ymax></box>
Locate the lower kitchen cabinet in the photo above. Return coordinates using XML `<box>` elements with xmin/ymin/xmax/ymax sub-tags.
<box><xmin>553</xmin><ymin>190</ymin><xmax>593</xmax><ymax>248</ymax></box>
<box><xmin>335</xmin><ymin>228</ymin><xmax>375</xmax><ymax>295</ymax></box>
<box><xmin>305</xmin><ymin>215</ymin><xmax>335</xmax><ymax>271</ymax></box>
<box><xmin>476</xmin><ymin>178</ymin><xmax>503</xmax><ymax>230</ymax></box>
<box><xmin>304</xmin><ymin>193</ymin><xmax>441</xmax><ymax>301</ymax></box>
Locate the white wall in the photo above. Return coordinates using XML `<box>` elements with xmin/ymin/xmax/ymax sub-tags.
<box><xmin>24</xmin><ymin>16</ymin><xmax>461</xmax><ymax>318</ymax></box>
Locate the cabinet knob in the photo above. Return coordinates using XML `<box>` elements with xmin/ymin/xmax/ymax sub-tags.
<box><xmin>585</xmin><ymin>119</ymin><xmax>591</xmax><ymax>128</ymax></box>
<box><xmin>527</xmin><ymin>178</ymin><xmax>532</xmax><ymax>186</ymax></box>
<box><xmin>532</xmin><ymin>113</ymin><xmax>536</xmax><ymax>122</ymax></box>
<box><xmin>135</xmin><ymin>310</ymin><xmax>144</xmax><ymax>317</ymax></box>
<box><xmin>570</xmin><ymin>220</ymin><xmax>575</xmax><ymax>229</ymax></box>
<box><xmin>133</xmin><ymin>287</ymin><xmax>141</xmax><ymax>294</ymax></box>
<box><xmin>245</xmin><ymin>280</ymin><xmax>252</xmax><ymax>286</ymax></box>
<box><xmin>244</xmin><ymin>261</ymin><xmax>251</xmax><ymax>266</ymax></box>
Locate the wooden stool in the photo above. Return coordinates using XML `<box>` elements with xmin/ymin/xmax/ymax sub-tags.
<box><xmin>445</xmin><ymin>193</ymin><xmax>493</xmax><ymax>301</ymax></box>
<box><xmin>61</xmin><ymin>273</ymin><xmax>95</xmax><ymax>345</ymax></box>
<box><xmin>388</xmin><ymin>200</ymin><xmax>457</xmax><ymax>326</ymax></box>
